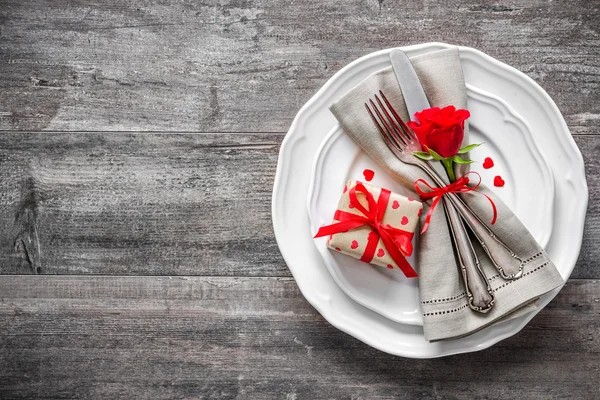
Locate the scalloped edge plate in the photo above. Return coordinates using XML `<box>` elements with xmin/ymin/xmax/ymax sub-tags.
<box><xmin>272</xmin><ymin>43</ymin><xmax>587</xmax><ymax>358</ymax></box>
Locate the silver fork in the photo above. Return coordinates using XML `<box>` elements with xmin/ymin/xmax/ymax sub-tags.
<box><xmin>367</xmin><ymin>91</ymin><xmax>525</xmax><ymax>280</ymax></box>
<box><xmin>366</xmin><ymin>93</ymin><xmax>495</xmax><ymax>313</ymax></box>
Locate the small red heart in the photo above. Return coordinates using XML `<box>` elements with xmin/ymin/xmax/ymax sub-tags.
<box><xmin>348</xmin><ymin>203</ymin><xmax>355</xmax><ymax>208</ymax></box>
<box><xmin>335</xmin><ymin>247</ymin><xmax>341</xmax><ymax>251</ymax></box>
<box><xmin>392</xmin><ymin>200</ymin><xmax>400</xmax><ymax>209</ymax></box>
<box><xmin>377</xmin><ymin>248</ymin><xmax>385</xmax><ymax>257</ymax></box>
<box><xmin>483</xmin><ymin>157</ymin><xmax>494</xmax><ymax>169</ymax></box>
<box><xmin>350</xmin><ymin>240</ymin><xmax>359</xmax><ymax>249</ymax></box>
<box><xmin>363</xmin><ymin>169</ymin><xmax>375</xmax><ymax>181</ymax></box>
<box><xmin>386</xmin><ymin>264</ymin><xmax>394</xmax><ymax>269</ymax></box>
<box><xmin>493</xmin><ymin>175</ymin><xmax>505</xmax><ymax>187</ymax></box>
<box><xmin>401</xmin><ymin>216</ymin><xmax>409</xmax><ymax>225</ymax></box>
<box><xmin>407</xmin><ymin>197</ymin><xmax>415</xmax><ymax>202</ymax></box>
<box><xmin>343</xmin><ymin>185</ymin><xmax>347</xmax><ymax>193</ymax></box>
<box><xmin>417</xmin><ymin>208</ymin><xmax>422</xmax><ymax>217</ymax></box>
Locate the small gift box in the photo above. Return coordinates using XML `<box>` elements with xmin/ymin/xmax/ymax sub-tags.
<box><xmin>315</xmin><ymin>180</ymin><xmax>423</xmax><ymax>278</ymax></box>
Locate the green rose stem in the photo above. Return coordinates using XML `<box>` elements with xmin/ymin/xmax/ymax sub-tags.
<box><xmin>441</xmin><ymin>158</ymin><xmax>456</xmax><ymax>182</ymax></box>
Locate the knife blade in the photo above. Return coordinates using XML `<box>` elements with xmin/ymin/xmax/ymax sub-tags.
<box><xmin>389</xmin><ymin>49</ymin><xmax>430</xmax><ymax>121</ymax></box>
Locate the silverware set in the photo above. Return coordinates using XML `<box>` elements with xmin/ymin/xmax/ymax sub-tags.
<box><xmin>365</xmin><ymin>90</ymin><xmax>525</xmax><ymax>314</ymax></box>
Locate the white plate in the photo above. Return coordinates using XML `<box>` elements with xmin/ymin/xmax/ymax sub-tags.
<box><xmin>307</xmin><ymin>85</ymin><xmax>555</xmax><ymax>325</ymax></box>
<box><xmin>272</xmin><ymin>43</ymin><xmax>588</xmax><ymax>358</ymax></box>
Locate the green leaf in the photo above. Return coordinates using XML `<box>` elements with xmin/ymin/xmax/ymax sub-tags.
<box><xmin>427</xmin><ymin>147</ymin><xmax>444</xmax><ymax>161</ymax></box>
<box><xmin>413</xmin><ymin>151</ymin><xmax>433</xmax><ymax>161</ymax></box>
<box><xmin>452</xmin><ymin>155</ymin><xmax>474</xmax><ymax>165</ymax></box>
<box><xmin>457</xmin><ymin>143</ymin><xmax>483</xmax><ymax>154</ymax></box>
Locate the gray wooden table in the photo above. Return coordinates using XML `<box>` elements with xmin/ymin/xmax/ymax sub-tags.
<box><xmin>1</xmin><ymin>1</ymin><xmax>599</xmax><ymax>399</ymax></box>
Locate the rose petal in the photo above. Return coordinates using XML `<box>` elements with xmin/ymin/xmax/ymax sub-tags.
<box><xmin>411</xmin><ymin>106</ymin><xmax>469</xmax><ymax>157</ymax></box>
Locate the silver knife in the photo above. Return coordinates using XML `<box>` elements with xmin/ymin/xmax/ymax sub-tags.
<box><xmin>389</xmin><ymin>49</ymin><xmax>495</xmax><ymax>312</ymax></box>
<box><xmin>389</xmin><ymin>49</ymin><xmax>431</xmax><ymax>119</ymax></box>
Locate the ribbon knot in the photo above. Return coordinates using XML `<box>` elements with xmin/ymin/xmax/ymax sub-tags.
<box><xmin>414</xmin><ymin>172</ymin><xmax>497</xmax><ymax>234</ymax></box>
<box><xmin>314</xmin><ymin>182</ymin><xmax>417</xmax><ymax>278</ymax></box>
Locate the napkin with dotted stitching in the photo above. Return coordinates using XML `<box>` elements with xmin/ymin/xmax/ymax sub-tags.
<box><xmin>329</xmin><ymin>47</ymin><xmax>564</xmax><ymax>341</ymax></box>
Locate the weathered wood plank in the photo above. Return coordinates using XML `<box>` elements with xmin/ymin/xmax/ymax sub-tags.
<box><xmin>0</xmin><ymin>1</ymin><xmax>597</xmax><ymax>398</ymax></box>
<box><xmin>0</xmin><ymin>132</ymin><xmax>283</xmax><ymax>276</ymax></box>
<box><xmin>0</xmin><ymin>275</ymin><xmax>598</xmax><ymax>399</ymax></box>
<box><xmin>575</xmin><ymin>134</ymin><xmax>600</xmax><ymax>279</ymax></box>
<box><xmin>0</xmin><ymin>0</ymin><xmax>598</xmax><ymax>134</ymax></box>
<box><xmin>0</xmin><ymin>133</ymin><xmax>597</xmax><ymax>277</ymax></box>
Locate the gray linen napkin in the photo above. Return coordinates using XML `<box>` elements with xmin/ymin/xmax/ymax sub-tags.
<box><xmin>329</xmin><ymin>47</ymin><xmax>564</xmax><ymax>341</ymax></box>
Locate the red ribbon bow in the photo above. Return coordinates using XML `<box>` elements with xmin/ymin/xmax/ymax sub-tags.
<box><xmin>414</xmin><ymin>172</ymin><xmax>497</xmax><ymax>234</ymax></box>
<box><xmin>314</xmin><ymin>182</ymin><xmax>418</xmax><ymax>278</ymax></box>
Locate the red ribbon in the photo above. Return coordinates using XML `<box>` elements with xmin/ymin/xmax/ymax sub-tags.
<box><xmin>314</xmin><ymin>182</ymin><xmax>418</xmax><ymax>278</ymax></box>
<box><xmin>414</xmin><ymin>172</ymin><xmax>497</xmax><ymax>234</ymax></box>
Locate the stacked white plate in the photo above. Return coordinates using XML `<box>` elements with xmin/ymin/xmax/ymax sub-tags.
<box><xmin>272</xmin><ymin>43</ymin><xmax>588</xmax><ymax>358</ymax></box>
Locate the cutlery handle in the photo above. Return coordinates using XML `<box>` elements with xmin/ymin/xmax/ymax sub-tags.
<box><xmin>442</xmin><ymin>197</ymin><xmax>494</xmax><ymax>313</ymax></box>
<box><xmin>446</xmin><ymin>193</ymin><xmax>524</xmax><ymax>280</ymax></box>
<box><xmin>419</xmin><ymin>161</ymin><xmax>524</xmax><ymax>280</ymax></box>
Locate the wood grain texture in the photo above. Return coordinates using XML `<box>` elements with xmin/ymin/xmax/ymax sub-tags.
<box><xmin>0</xmin><ymin>132</ymin><xmax>282</xmax><ymax>276</ymax></box>
<box><xmin>574</xmin><ymin>135</ymin><xmax>600</xmax><ymax>279</ymax></box>
<box><xmin>0</xmin><ymin>132</ymin><xmax>596</xmax><ymax>278</ymax></box>
<box><xmin>0</xmin><ymin>275</ymin><xmax>598</xmax><ymax>399</ymax></box>
<box><xmin>0</xmin><ymin>0</ymin><xmax>598</xmax><ymax>135</ymax></box>
<box><xmin>0</xmin><ymin>1</ymin><xmax>599</xmax><ymax>398</ymax></box>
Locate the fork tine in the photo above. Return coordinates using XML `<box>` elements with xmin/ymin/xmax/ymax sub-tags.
<box><xmin>369</xmin><ymin>99</ymin><xmax>396</xmax><ymax>141</ymax></box>
<box><xmin>369</xmin><ymin>99</ymin><xmax>407</xmax><ymax>151</ymax></box>
<box><xmin>378</xmin><ymin>91</ymin><xmax>417</xmax><ymax>144</ymax></box>
<box><xmin>365</xmin><ymin>102</ymin><xmax>400</xmax><ymax>151</ymax></box>
<box><xmin>365</xmin><ymin>102</ymin><xmax>387</xmax><ymax>137</ymax></box>
<box><xmin>365</xmin><ymin>102</ymin><xmax>400</xmax><ymax>154</ymax></box>
<box><xmin>373</xmin><ymin>94</ymin><xmax>408</xmax><ymax>147</ymax></box>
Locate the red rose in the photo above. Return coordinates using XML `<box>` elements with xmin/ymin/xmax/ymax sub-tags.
<box><xmin>407</xmin><ymin>106</ymin><xmax>470</xmax><ymax>158</ymax></box>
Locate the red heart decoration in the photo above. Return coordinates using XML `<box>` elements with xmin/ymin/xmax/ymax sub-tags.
<box><xmin>407</xmin><ymin>197</ymin><xmax>415</xmax><ymax>202</ymax></box>
<box><xmin>343</xmin><ymin>185</ymin><xmax>347</xmax><ymax>193</ymax></box>
<box><xmin>377</xmin><ymin>248</ymin><xmax>385</xmax><ymax>257</ymax></box>
<box><xmin>392</xmin><ymin>200</ymin><xmax>400</xmax><ymax>209</ymax></box>
<box><xmin>401</xmin><ymin>216</ymin><xmax>409</xmax><ymax>225</ymax></box>
<box><xmin>493</xmin><ymin>175</ymin><xmax>505</xmax><ymax>187</ymax></box>
<box><xmin>350</xmin><ymin>240</ymin><xmax>359</xmax><ymax>249</ymax></box>
<box><xmin>386</xmin><ymin>264</ymin><xmax>394</xmax><ymax>269</ymax></box>
<box><xmin>483</xmin><ymin>157</ymin><xmax>494</xmax><ymax>169</ymax></box>
<box><xmin>363</xmin><ymin>169</ymin><xmax>375</xmax><ymax>181</ymax></box>
<box><xmin>335</xmin><ymin>247</ymin><xmax>341</xmax><ymax>251</ymax></box>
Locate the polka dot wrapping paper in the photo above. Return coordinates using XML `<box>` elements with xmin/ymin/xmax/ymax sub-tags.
<box><xmin>326</xmin><ymin>180</ymin><xmax>422</xmax><ymax>272</ymax></box>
